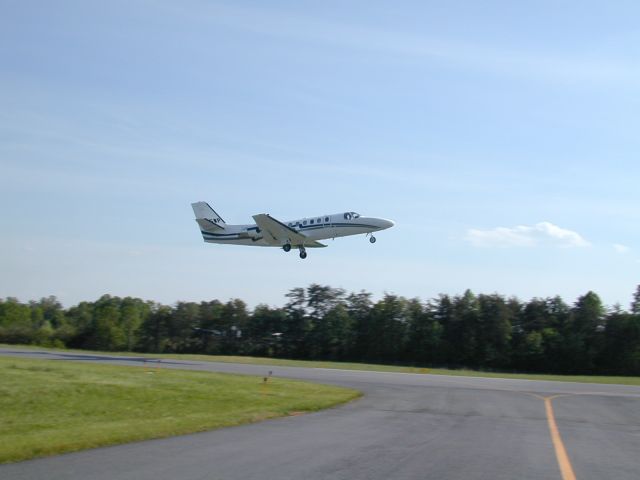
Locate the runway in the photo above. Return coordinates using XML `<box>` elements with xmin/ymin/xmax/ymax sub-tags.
<box><xmin>1</xmin><ymin>348</ymin><xmax>639</xmax><ymax>480</ymax></box>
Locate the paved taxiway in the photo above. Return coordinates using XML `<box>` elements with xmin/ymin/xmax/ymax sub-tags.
<box><xmin>1</xmin><ymin>348</ymin><xmax>639</xmax><ymax>480</ymax></box>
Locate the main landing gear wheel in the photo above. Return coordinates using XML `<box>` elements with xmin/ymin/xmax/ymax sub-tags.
<box><xmin>283</xmin><ymin>243</ymin><xmax>292</xmax><ymax>252</ymax></box>
<box><xmin>299</xmin><ymin>248</ymin><xmax>307</xmax><ymax>259</ymax></box>
<box><xmin>369</xmin><ymin>236</ymin><xmax>377</xmax><ymax>244</ymax></box>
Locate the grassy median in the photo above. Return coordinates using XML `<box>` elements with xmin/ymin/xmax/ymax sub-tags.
<box><xmin>0</xmin><ymin>356</ymin><xmax>360</xmax><ymax>464</ymax></box>
<box><xmin>3</xmin><ymin>344</ymin><xmax>640</xmax><ymax>386</ymax></box>
<box><xmin>169</xmin><ymin>355</ymin><xmax>640</xmax><ymax>385</ymax></box>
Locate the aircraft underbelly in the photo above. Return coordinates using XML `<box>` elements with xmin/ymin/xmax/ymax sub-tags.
<box><xmin>333</xmin><ymin>226</ymin><xmax>371</xmax><ymax>237</ymax></box>
<box><xmin>204</xmin><ymin>238</ymin><xmax>270</xmax><ymax>247</ymax></box>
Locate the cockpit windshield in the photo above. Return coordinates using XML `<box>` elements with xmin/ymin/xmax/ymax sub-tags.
<box><xmin>343</xmin><ymin>212</ymin><xmax>360</xmax><ymax>220</ymax></box>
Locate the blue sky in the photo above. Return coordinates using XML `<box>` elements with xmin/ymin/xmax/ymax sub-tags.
<box><xmin>1</xmin><ymin>0</ymin><xmax>639</xmax><ymax>308</ymax></box>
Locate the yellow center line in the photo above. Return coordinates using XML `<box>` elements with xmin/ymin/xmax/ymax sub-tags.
<box><xmin>541</xmin><ymin>394</ymin><xmax>577</xmax><ymax>480</ymax></box>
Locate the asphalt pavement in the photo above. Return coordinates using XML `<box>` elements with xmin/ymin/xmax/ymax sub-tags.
<box><xmin>1</xmin><ymin>347</ymin><xmax>639</xmax><ymax>480</ymax></box>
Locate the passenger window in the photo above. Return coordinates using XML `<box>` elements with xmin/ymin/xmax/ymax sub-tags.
<box><xmin>325</xmin><ymin>217</ymin><xmax>329</xmax><ymax>222</ymax></box>
<box><xmin>303</xmin><ymin>220</ymin><xmax>307</xmax><ymax>225</ymax></box>
<box><xmin>310</xmin><ymin>219</ymin><xmax>314</xmax><ymax>224</ymax></box>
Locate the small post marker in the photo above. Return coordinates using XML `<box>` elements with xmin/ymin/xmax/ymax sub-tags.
<box><xmin>261</xmin><ymin>371</ymin><xmax>273</xmax><ymax>396</ymax></box>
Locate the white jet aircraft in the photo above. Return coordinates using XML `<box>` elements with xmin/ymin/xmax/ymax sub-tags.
<box><xmin>191</xmin><ymin>202</ymin><xmax>394</xmax><ymax>259</ymax></box>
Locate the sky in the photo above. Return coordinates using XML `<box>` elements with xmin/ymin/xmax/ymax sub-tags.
<box><xmin>1</xmin><ymin>0</ymin><xmax>639</xmax><ymax>309</ymax></box>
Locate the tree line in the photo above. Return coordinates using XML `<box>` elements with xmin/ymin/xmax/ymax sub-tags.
<box><xmin>1</xmin><ymin>285</ymin><xmax>639</xmax><ymax>375</ymax></box>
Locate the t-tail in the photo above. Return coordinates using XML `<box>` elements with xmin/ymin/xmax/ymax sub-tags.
<box><xmin>191</xmin><ymin>202</ymin><xmax>226</xmax><ymax>237</ymax></box>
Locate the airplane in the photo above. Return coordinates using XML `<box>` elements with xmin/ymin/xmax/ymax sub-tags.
<box><xmin>191</xmin><ymin>201</ymin><xmax>394</xmax><ymax>259</ymax></box>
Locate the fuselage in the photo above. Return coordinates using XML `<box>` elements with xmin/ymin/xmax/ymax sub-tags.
<box><xmin>202</xmin><ymin>211</ymin><xmax>394</xmax><ymax>247</ymax></box>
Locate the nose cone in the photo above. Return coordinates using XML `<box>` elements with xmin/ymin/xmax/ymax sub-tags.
<box><xmin>380</xmin><ymin>218</ymin><xmax>395</xmax><ymax>230</ymax></box>
<box><xmin>366</xmin><ymin>217</ymin><xmax>394</xmax><ymax>230</ymax></box>
<box><xmin>359</xmin><ymin>216</ymin><xmax>395</xmax><ymax>231</ymax></box>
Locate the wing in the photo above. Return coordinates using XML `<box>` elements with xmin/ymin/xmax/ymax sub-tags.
<box><xmin>252</xmin><ymin>214</ymin><xmax>326</xmax><ymax>248</ymax></box>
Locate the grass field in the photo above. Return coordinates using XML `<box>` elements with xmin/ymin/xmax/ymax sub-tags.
<box><xmin>0</xmin><ymin>356</ymin><xmax>360</xmax><ymax>464</ymax></box>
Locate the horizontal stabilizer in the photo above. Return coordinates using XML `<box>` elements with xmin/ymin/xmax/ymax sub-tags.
<box><xmin>196</xmin><ymin>218</ymin><xmax>224</xmax><ymax>232</ymax></box>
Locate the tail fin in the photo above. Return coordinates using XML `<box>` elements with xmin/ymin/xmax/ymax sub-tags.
<box><xmin>191</xmin><ymin>201</ymin><xmax>226</xmax><ymax>232</ymax></box>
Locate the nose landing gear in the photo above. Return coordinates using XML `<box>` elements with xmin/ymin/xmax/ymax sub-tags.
<box><xmin>369</xmin><ymin>236</ymin><xmax>377</xmax><ymax>244</ymax></box>
<box><xmin>299</xmin><ymin>247</ymin><xmax>307</xmax><ymax>259</ymax></box>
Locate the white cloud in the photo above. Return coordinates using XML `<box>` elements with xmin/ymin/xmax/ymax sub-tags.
<box><xmin>613</xmin><ymin>243</ymin><xmax>631</xmax><ymax>254</ymax></box>
<box><xmin>466</xmin><ymin>222</ymin><xmax>590</xmax><ymax>248</ymax></box>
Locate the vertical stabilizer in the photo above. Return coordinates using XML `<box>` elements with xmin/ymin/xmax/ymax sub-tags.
<box><xmin>192</xmin><ymin>201</ymin><xmax>226</xmax><ymax>232</ymax></box>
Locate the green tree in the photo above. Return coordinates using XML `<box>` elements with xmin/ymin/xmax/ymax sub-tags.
<box><xmin>405</xmin><ymin>299</ymin><xmax>442</xmax><ymax>365</ymax></box>
<box><xmin>475</xmin><ymin>294</ymin><xmax>513</xmax><ymax>368</ymax></box>
<box><xmin>312</xmin><ymin>304</ymin><xmax>353</xmax><ymax>360</ymax></box>
<box><xmin>282</xmin><ymin>288</ymin><xmax>312</xmax><ymax>358</ymax></box>
<box><xmin>0</xmin><ymin>298</ymin><xmax>35</xmax><ymax>344</ymax></box>
<box><xmin>363</xmin><ymin>294</ymin><xmax>409</xmax><ymax>362</ymax></box>
<box><xmin>347</xmin><ymin>291</ymin><xmax>373</xmax><ymax>360</ymax></box>
<box><xmin>137</xmin><ymin>304</ymin><xmax>172</xmax><ymax>353</ymax></box>
<box><xmin>306</xmin><ymin>284</ymin><xmax>345</xmax><ymax>318</ymax></box>
<box><xmin>216</xmin><ymin>299</ymin><xmax>249</xmax><ymax>354</ymax></box>
<box><xmin>519</xmin><ymin>298</ymin><xmax>550</xmax><ymax>332</ymax></box>
<box><xmin>84</xmin><ymin>295</ymin><xmax>126</xmax><ymax>351</ymax></box>
<box><xmin>120</xmin><ymin>297</ymin><xmax>149</xmax><ymax>351</ymax></box>
<box><xmin>306</xmin><ymin>285</ymin><xmax>347</xmax><ymax>360</ymax></box>
<box><xmin>194</xmin><ymin>300</ymin><xmax>225</xmax><ymax>353</ymax></box>
<box><xmin>167</xmin><ymin>302</ymin><xmax>200</xmax><ymax>353</ymax></box>
<box><xmin>432</xmin><ymin>294</ymin><xmax>455</xmax><ymax>365</ymax></box>
<box><xmin>245</xmin><ymin>305</ymin><xmax>287</xmax><ymax>356</ymax></box>
<box><xmin>563</xmin><ymin>291</ymin><xmax>605</xmax><ymax>373</ymax></box>
<box><xmin>35</xmin><ymin>296</ymin><xmax>66</xmax><ymax>328</ymax></box>
<box><xmin>65</xmin><ymin>301</ymin><xmax>94</xmax><ymax>348</ymax></box>
<box><xmin>448</xmin><ymin>290</ymin><xmax>479</xmax><ymax>367</ymax></box>
<box><xmin>630</xmin><ymin>285</ymin><xmax>640</xmax><ymax>314</ymax></box>
<box><xmin>601</xmin><ymin>309</ymin><xmax>640</xmax><ymax>375</ymax></box>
